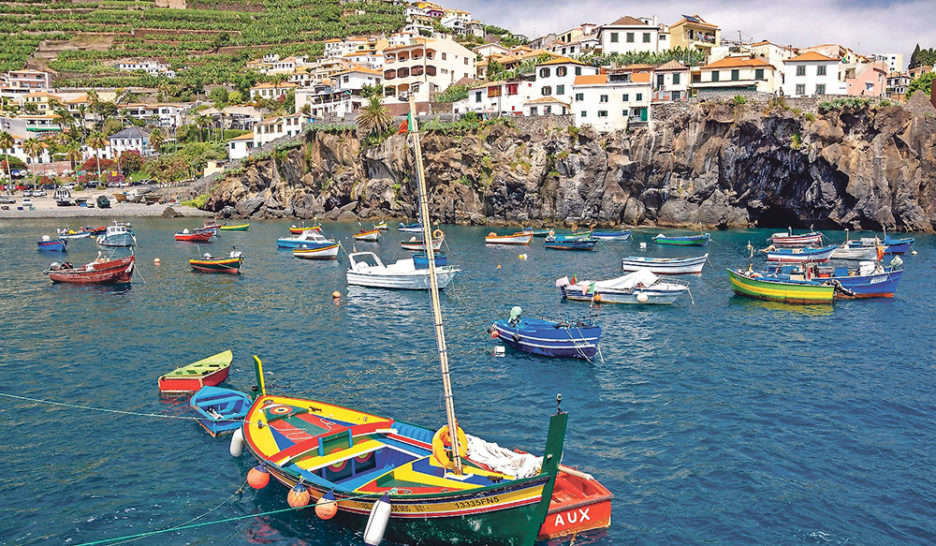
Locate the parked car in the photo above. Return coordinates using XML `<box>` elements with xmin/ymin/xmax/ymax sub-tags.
<box><xmin>33</xmin><ymin>190</ymin><xmax>46</xmax><ymax>197</ymax></box>
<box><xmin>0</xmin><ymin>195</ymin><xmax>15</xmax><ymax>204</ymax></box>
<box><xmin>22</xmin><ymin>198</ymin><xmax>32</xmax><ymax>207</ymax></box>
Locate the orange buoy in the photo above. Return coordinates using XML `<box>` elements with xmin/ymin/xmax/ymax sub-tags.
<box><xmin>331</xmin><ymin>290</ymin><xmax>341</xmax><ymax>299</ymax></box>
<box><xmin>592</xmin><ymin>294</ymin><xmax>602</xmax><ymax>303</ymax></box>
<box><xmin>491</xmin><ymin>330</ymin><xmax>499</xmax><ymax>338</ymax></box>
<box><xmin>315</xmin><ymin>490</ymin><xmax>338</xmax><ymax>520</ymax></box>
<box><xmin>287</xmin><ymin>484</ymin><xmax>311</xmax><ymax>508</ymax></box>
<box><xmin>247</xmin><ymin>465</ymin><xmax>270</xmax><ymax>489</ymax></box>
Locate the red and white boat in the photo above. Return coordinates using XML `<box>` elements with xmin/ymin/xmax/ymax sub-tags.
<box><xmin>46</xmin><ymin>255</ymin><xmax>135</xmax><ymax>284</ymax></box>
<box><xmin>768</xmin><ymin>230</ymin><xmax>823</xmax><ymax>247</ymax></box>
<box><xmin>538</xmin><ymin>469</ymin><xmax>614</xmax><ymax>540</ymax></box>
<box><xmin>353</xmin><ymin>228</ymin><xmax>380</xmax><ymax>242</ymax></box>
<box><xmin>485</xmin><ymin>231</ymin><xmax>533</xmax><ymax>245</ymax></box>
<box><xmin>174</xmin><ymin>228</ymin><xmax>213</xmax><ymax>242</ymax></box>
<box><xmin>157</xmin><ymin>350</ymin><xmax>233</xmax><ymax>394</ymax></box>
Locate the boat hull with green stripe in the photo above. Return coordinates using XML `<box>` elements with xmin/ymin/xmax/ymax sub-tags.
<box><xmin>727</xmin><ymin>269</ymin><xmax>834</xmax><ymax>304</ymax></box>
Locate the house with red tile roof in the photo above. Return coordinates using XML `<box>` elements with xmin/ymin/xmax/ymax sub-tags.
<box><xmin>597</xmin><ymin>15</ymin><xmax>670</xmax><ymax>56</ymax></box>
<box><xmin>571</xmin><ymin>71</ymin><xmax>651</xmax><ymax>132</ymax></box>
<box><xmin>782</xmin><ymin>52</ymin><xmax>847</xmax><ymax>97</ymax></box>
<box><xmin>693</xmin><ymin>56</ymin><xmax>776</xmax><ymax>93</ymax></box>
<box><xmin>669</xmin><ymin>15</ymin><xmax>720</xmax><ymax>57</ymax></box>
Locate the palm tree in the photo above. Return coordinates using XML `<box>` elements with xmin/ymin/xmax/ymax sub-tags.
<box><xmin>150</xmin><ymin>128</ymin><xmax>164</xmax><ymax>158</ymax></box>
<box><xmin>87</xmin><ymin>132</ymin><xmax>107</xmax><ymax>181</ymax></box>
<box><xmin>0</xmin><ymin>131</ymin><xmax>14</xmax><ymax>185</ymax></box>
<box><xmin>22</xmin><ymin>138</ymin><xmax>45</xmax><ymax>188</ymax></box>
<box><xmin>64</xmin><ymin>141</ymin><xmax>82</xmax><ymax>173</ymax></box>
<box><xmin>355</xmin><ymin>95</ymin><xmax>393</xmax><ymax>136</ymax></box>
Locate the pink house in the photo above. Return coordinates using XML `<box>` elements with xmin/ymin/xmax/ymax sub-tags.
<box><xmin>845</xmin><ymin>61</ymin><xmax>887</xmax><ymax>97</ymax></box>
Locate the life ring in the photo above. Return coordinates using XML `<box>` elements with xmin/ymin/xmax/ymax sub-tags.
<box><xmin>433</xmin><ymin>229</ymin><xmax>443</xmax><ymax>240</ymax></box>
<box><xmin>431</xmin><ymin>424</ymin><xmax>468</xmax><ymax>469</ymax></box>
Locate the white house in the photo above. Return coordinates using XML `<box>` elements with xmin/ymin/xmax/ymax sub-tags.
<box><xmin>524</xmin><ymin>97</ymin><xmax>571</xmax><ymax>116</ymax></box>
<box><xmin>473</xmin><ymin>43</ymin><xmax>510</xmax><ymax>59</ymax></box>
<box><xmin>295</xmin><ymin>66</ymin><xmax>383</xmax><ymax>118</ymax></box>
<box><xmin>650</xmin><ymin>59</ymin><xmax>689</xmax><ymax>102</ymax></box>
<box><xmin>116</xmin><ymin>59</ymin><xmax>176</xmax><ymax>78</ymax></box>
<box><xmin>252</xmin><ymin>113</ymin><xmax>311</xmax><ymax>147</ymax></box>
<box><xmin>122</xmin><ymin>102</ymin><xmax>188</xmax><ymax>127</ymax></box>
<box><xmin>0</xmin><ymin>121</ymin><xmax>52</xmax><ymax>167</ymax></box>
<box><xmin>534</xmin><ymin>57</ymin><xmax>599</xmax><ymax>107</ymax></box>
<box><xmin>1</xmin><ymin>69</ymin><xmax>52</xmax><ymax>96</ymax></box>
<box><xmin>461</xmin><ymin>80</ymin><xmax>534</xmax><ymax>116</ymax></box>
<box><xmin>382</xmin><ymin>37</ymin><xmax>475</xmax><ymax>104</ymax></box>
<box><xmin>572</xmin><ymin>72</ymin><xmax>651</xmax><ymax>132</ymax></box>
<box><xmin>782</xmin><ymin>52</ymin><xmax>846</xmax><ymax>97</ymax></box>
<box><xmin>249</xmin><ymin>82</ymin><xmax>299</xmax><ymax>101</ymax></box>
<box><xmin>693</xmin><ymin>56</ymin><xmax>777</xmax><ymax>94</ymax></box>
<box><xmin>102</xmin><ymin>126</ymin><xmax>150</xmax><ymax>159</ymax></box>
<box><xmin>228</xmin><ymin>132</ymin><xmax>254</xmax><ymax>160</ymax></box>
<box><xmin>597</xmin><ymin>16</ymin><xmax>669</xmax><ymax>56</ymax></box>
<box><xmin>548</xmin><ymin>34</ymin><xmax>599</xmax><ymax>58</ymax></box>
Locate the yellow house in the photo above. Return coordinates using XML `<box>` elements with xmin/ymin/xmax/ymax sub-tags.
<box><xmin>669</xmin><ymin>15</ymin><xmax>720</xmax><ymax>56</ymax></box>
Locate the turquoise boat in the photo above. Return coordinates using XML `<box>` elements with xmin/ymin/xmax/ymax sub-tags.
<box><xmin>653</xmin><ymin>233</ymin><xmax>710</xmax><ymax>246</ymax></box>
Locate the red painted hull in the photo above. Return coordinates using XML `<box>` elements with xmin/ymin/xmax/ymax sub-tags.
<box><xmin>157</xmin><ymin>366</ymin><xmax>230</xmax><ymax>393</ymax></box>
<box><xmin>175</xmin><ymin>232</ymin><xmax>213</xmax><ymax>242</ymax></box>
<box><xmin>48</xmin><ymin>256</ymin><xmax>135</xmax><ymax>284</ymax></box>
<box><xmin>537</xmin><ymin>470</ymin><xmax>613</xmax><ymax>540</ymax></box>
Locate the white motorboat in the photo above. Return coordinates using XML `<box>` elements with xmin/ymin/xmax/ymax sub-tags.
<box><xmin>346</xmin><ymin>251</ymin><xmax>458</xmax><ymax>290</ymax></box>
<box><xmin>557</xmin><ymin>269</ymin><xmax>689</xmax><ymax>304</ymax></box>
<box><xmin>831</xmin><ymin>236</ymin><xmax>880</xmax><ymax>261</ymax></box>
<box><xmin>96</xmin><ymin>221</ymin><xmax>136</xmax><ymax>247</ymax></box>
<box><xmin>621</xmin><ymin>253</ymin><xmax>708</xmax><ymax>274</ymax></box>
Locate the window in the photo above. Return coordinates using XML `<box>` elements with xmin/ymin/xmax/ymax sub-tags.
<box><xmin>561</xmin><ymin>48</ymin><xmax>567</xmax><ymax>55</ymax></box>
<box><xmin>673</xmin><ymin>73</ymin><xmax>680</xmax><ymax>84</ymax></box>
<box><xmin>816</xmin><ymin>84</ymin><xmax>826</xmax><ymax>95</ymax></box>
<box><xmin>598</xmin><ymin>110</ymin><xmax>608</xmax><ymax>117</ymax></box>
<box><xmin>817</xmin><ymin>65</ymin><xmax>826</xmax><ymax>76</ymax></box>
<box><xmin>636</xmin><ymin>93</ymin><xmax>642</xmax><ymax>101</ymax></box>
<box><xmin>754</xmin><ymin>68</ymin><xmax>764</xmax><ymax>81</ymax></box>
<box><xmin>796</xmin><ymin>65</ymin><xmax>805</xmax><ymax>76</ymax></box>
<box><xmin>731</xmin><ymin>69</ymin><xmax>739</xmax><ymax>81</ymax></box>
<box><xmin>622</xmin><ymin>93</ymin><xmax>629</xmax><ymax>101</ymax></box>
<box><xmin>464</xmin><ymin>58</ymin><xmax>468</xmax><ymax>65</ymax></box>
<box><xmin>474</xmin><ymin>91</ymin><xmax>481</xmax><ymax>103</ymax></box>
<box><xmin>643</xmin><ymin>32</ymin><xmax>651</xmax><ymax>43</ymax></box>
<box><xmin>442</xmin><ymin>53</ymin><xmax>447</xmax><ymax>60</ymax></box>
<box><xmin>796</xmin><ymin>84</ymin><xmax>805</xmax><ymax>95</ymax></box>
<box><xmin>580</xmin><ymin>110</ymin><xmax>586</xmax><ymax>117</ymax></box>
<box><xmin>488</xmin><ymin>86</ymin><xmax>501</xmax><ymax>98</ymax></box>
<box><xmin>626</xmin><ymin>32</ymin><xmax>634</xmax><ymax>43</ymax></box>
<box><xmin>556</xmin><ymin>66</ymin><xmax>567</xmax><ymax>77</ymax></box>
<box><xmin>599</xmin><ymin>94</ymin><xmax>608</xmax><ymax>103</ymax></box>
<box><xmin>610</xmin><ymin>32</ymin><xmax>618</xmax><ymax>43</ymax></box>
<box><xmin>575</xmin><ymin>67</ymin><xmax>582</xmax><ymax>76</ymax></box>
<box><xmin>530</xmin><ymin>106</ymin><xmax>537</xmax><ymax>115</ymax></box>
<box><xmin>541</xmin><ymin>86</ymin><xmax>552</xmax><ymax>96</ymax></box>
<box><xmin>507</xmin><ymin>83</ymin><xmax>519</xmax><ymax>96</ymax></box>
<box><xmin>539</xmin><ymin>68</ymin><xmax>551</xmax><ymax>78</ymax></box>
<box><xmin>711</xmin><ymin>71</ymin><xmax>720</xmax><ymax>82</ymax></box>
<box><xmin>575</xmin><ymin>93</ymin><xmax>583</xmax><ymax>101</ymax></box>
<box><xmin>545</xmin><ymin>106</ymin><xmax>552</xmax><ymax>114</ymax></box>
<box><xmin>556</xmin><ymin>84</ymin><xmax>565</xmax><ymax>95</ymax></box>
<box><xmin>657</xmin><ymin>74</ymin><xmax>664</xmax><ymax>87</ymax></box>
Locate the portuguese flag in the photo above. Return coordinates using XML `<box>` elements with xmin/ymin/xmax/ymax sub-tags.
<box><xmin>398</xmin><ymin>111</ymin><xmax>414</xmax><ymax>134</ymax></box>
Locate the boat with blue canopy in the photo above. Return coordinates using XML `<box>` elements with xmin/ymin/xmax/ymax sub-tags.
<box><xmin>398</xmin><ymin>222</ymin><xmax>423</xmax><ymax>232</ymax></box>
<box><xmin>276</xmin><ymin>230</ymin><xmax>336</xmax><ymax>250</ymax></box>
<box><xmin>490</xmin><ymin>307</ymin><xmax>601</xmax><ymax>360</ymax></box>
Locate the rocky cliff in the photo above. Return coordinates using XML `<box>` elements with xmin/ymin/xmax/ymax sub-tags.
<box><xmin>202</xmin><ymin>100</ymin><xmax>936</xmax><ymax>232</ymax></box>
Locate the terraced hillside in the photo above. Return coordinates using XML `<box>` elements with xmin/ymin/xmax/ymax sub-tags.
<box><xmin>0</xmin><ymin>0</ymin><xmax>405</xmax><ymax>87</ymax></box>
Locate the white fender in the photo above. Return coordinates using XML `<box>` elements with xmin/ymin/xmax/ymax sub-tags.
<box><xmin>229</xmin><ymin>428</ymin><xmax>244</xmax><ymax>457</ymax></box>
<box><xmin>363</xmin><ymin>493</ymin><xmax>391</xmax><ymax>545</ymax></box>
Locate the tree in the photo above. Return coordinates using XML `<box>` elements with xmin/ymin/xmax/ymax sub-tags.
<box><xmin>209</xmin><ymin>86</ymin><xmax>229</xmax><ymax>106</ymax></box>
<box><xmin>87</xmin><ymin>132</ymin><xmax>108</xmax><ymax>181</ymax></box>
<box><xmin>361</xmin><ymin>83</ymin><xmax>384</xmax><ymax>100</ymax></box>
<box><xmin>910</xmin><ymin>44</ymin><xmax>921</xmax><ymax>69</ymax></box>
<box><xmin>64</xmin><ymin>140</ymin><xmax>82</xmax><ymax>172</ymax></box>
<box><xmin>118</xmin><ymin>150</ymin><xmax>144</xmax><ymax>175</ymax></box>
<box><xmin>228</xmin><ymin>90</ymin><xmax>243</xmax><ymax>104</ymax></box>
<box><xmin>284</xmin><ymin>89</ymin><xmax>295</xmax><ymax>113</ymax></box>
<box><xmin>22</xmin><ymin>138</ymin><xmax>45</xmax><ymax>185</ymax></box>
<box><xmin>907</xmin><ymin>71</ymin><xmax>936</xmax><ymax>99</ymax></box>
<box><xmin>355</xmin><ymin>95</ymin><xmax>392</xmax><ymax>136</ymax></box>
<box><xmin>150</xmin><ymin>129</ymin><xmax>164</xmax><ymax>158</ymax></box>
<box><xmin>0</xmin><ymin>131</ymin><xmax>14</xmax><ymax>183</ymax></box>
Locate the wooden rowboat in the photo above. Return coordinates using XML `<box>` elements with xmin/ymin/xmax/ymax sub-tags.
<box><xmin>158</xmin><ymin>350</ymin><xmax>233</xmax><ymax>394</ymax></box>
<box><xmin>189</xmin><ymin>386</ymin><xmax>251</xmax><ymax>437</ymax></box>
<box><xmin>353</xmin><ymin>228</ymin><xmax>380</xmax><ymax>241</ymax></box>
<box><xmin>653</xmin><ymin>233</ymin><xmax>710</xmax><ymax>246</ymax></box>
<box><xmin>190</xmin><ymin>251</ymin><xmax>243</xmax><ymax>274</ymax></box>
<box><xmin>485</xmin><ymin>231</ymin><xmax>533</xmax><ymax>245</ymax></box>
<box><xmin>174</xmin><ymin>229</ymin><xmax>213</xmax><ymax>242</ymax></box>
<box><xmin>292</xmin><ymin>244</ymin><xmax>340</xmax><ymax>260</ymax></box>
<box><xmin>289</xmin><ymin>224</ymin><xmax>321</xmax><ymax>234</ymax></box>
<box><xmin>763</xmin><ymin>245</ymin><xmax>836</xmax><ymax>263</ymax></box>
<box><xmin>219</xmin><ymin>223</ymin><xmax>250</xmax><ymax>231</ymax></box>
<box><xmin>46</xmin><ymin>255</ymin><xmax>135</xmax><ymax>284</ymax></box>
<box><xmin>401</xmin><ymin>232</ymin><xmax>444</xmax><ymax>251</ymax></box>
<box><xmin>727</xmin><ymin>268</ymin><xmax>834</xmax><ymax>304</ymax></box>
<box><xmin>621</xmin><ymin>254</ymin><xmax>708</xmax><ymax>274</ymax></box>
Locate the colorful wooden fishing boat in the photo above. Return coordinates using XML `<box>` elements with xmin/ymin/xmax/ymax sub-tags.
<box><xmin>347</xmin><ymin>252</ymin><xmax>457</xmax><ymax>289</ymax></box>
<box><xmin>97</xmin><ymin>222</ymin><xmax>136</xmax><ymax>247</ymax></box>
<box><xmin>353</xmin><ymin>228</ymin><xmax>381</xmax><ymax>242</ymax></box>
<box><xmin>590</xmin><ymin>230</ymin><xmax>632</xmax><ymax>240</ymax></box>
<box><xmin>726</xmin><ymin>268</ymin><xmax>834</xmax><ymax>304</ymax></box>
<box><xmin>175</xmin><ymin>228</ymin><xmax>214</xmax><ymax>242</ymax></box>
<box><xmin>398</xmin><ymin>222</ymin><xmax>423</xmax><ymax>232</ymax></box>
<box><xmin>765</xmin><ymin>262</ymin><xmax>904</xmax><ymax>299</ymax></box>
<box><xmin>201</xmin><ymin>221</ymin><xmax>221</xmax><ymax>235</ymax></box>
<box><xmin>768</xmin><ymin>230</ymin><xmax>823</xmax><ymax>247</ymax></box>
<box><xmin>56</xmin><ymin>227</ymin><xmax>92</xmax><ymax>239</ymax></box>
<box><xmin>763</xmin><ymin>244</ymin><xmax>836</xmax><ymax>263</ymax></box>
<box><xmin>190</xmin><ymin>249</ymin><xmax>243</xmax><ymax>273</ymax></box>
<box><xmin>653</xmin><ymin>233</ymin><xmax>710</xmax><ymax>246</ymax></box>
<box><xmin>289</xmin><ymin>223</ymin><xmax>322</xmax><ymax>234</ymax></box>
<box><xmin>292</xmin><ymin>244</ymin><xmax>340</xmax><ymax>260</ymax></box>
<box><xmin>37</xmin><ymin>236</ymin><xmax>67</xmax><ymax>252</ymax></box>
<box><xmin>88</xmin><ymin>225</ymin><xmax>108</xmax><ymax>236</ymax></box>
<box><xmin>490</xmin><ymin>308</ymin><xmax>601</xmax><ymax>359</ymax></box>
<box><xmin>544</xmin><ymin>233</ymin><xmax>598</xmax><ymax>251</ymax></box>
<box><xmin>537</xmin><ymin>467</ymin><xmax>613</xmax><ymax>540</ymax></box>
<box><xmin>157</xmin><ymin>350</ymin><xmax>233</xmax><ymax>394</ymax></box>
<box><xmin>558</xmin><ymin>270</ymin><xmax>689</xmax><ymax>304</ymax></box>
<box><xmin>621</xmin><ymin>254</ymin><xmax>708</xmax><ymax>274</ymax></box>
<box><xmin>413</xmin><ymin>253</ymin><xmax>448</xmax><ymax>269</ymax></box>
<box><xmin>190</xmin><ymin>386</ymin><xmax>252</xmax><ymax>437</ymax></box>
<box><xmin>522</xmin><ymin>227</ymin><xmax>552</xmax><ymax>237</ymax></box>
<box><xmin>485</xmin><ymin>231</ymin><xmax>533</xmax><ymax>245</ymax></box>
<box><xmin>46</xmin><ymin>254</ymin><xmax>135</xmax><ymax>284</ymax></box>
<box><xmin>883</xmin><ymin>235</ymin><xmax>913</xmax><ymax>254</ymax></box>
<box><xmin>219</xmin><ymin>223</ymin><xmax>250</xmax><ymax>231</ymax></box>
<box><xmin>277</xmin><ymin>230</ymin><xmax>335</xmax><ymax>250</ymax></box>
<box><xmin>374</xmin><ymin>221</ymin><xmax>389</xmax><ymax>231</ymax></box>
<box><xmin>401</xmin><ymin>231</ymin><xmax>444</xmax><ymax>251</ymax></box>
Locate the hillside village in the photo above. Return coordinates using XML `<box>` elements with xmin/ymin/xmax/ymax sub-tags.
<box><xmin>1</xmin><ymin>1</ymin><xmax>935</xmax><ymax>187</ymax></box>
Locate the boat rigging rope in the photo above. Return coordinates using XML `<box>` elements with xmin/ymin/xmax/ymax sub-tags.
<box><xmin>0</xmin><ymin>392</ymin><xmax>209</xmax><ymax>422</ymax></box>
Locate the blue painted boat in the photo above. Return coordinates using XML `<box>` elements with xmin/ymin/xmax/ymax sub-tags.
<box><xmin>37</xmin><ymin>236</ymin><xmax>67</xmax><ymax>252</ymax></box>
<box><xmin>189</xmin><ymin>386</ymin><xmax>252</xmax><ymax>437</ymax></box>
<box><xmin>590</xmin><ymin>230</ymin><xmax>631</xmax><ymax>240</ymax></box>
<box><xmin>490</xmin><ymin>310</ymin><xmax>601</xmax><ymax>359</ymax></box>
<box><xmin>764</xmin><ymin>262</ymin><xmax>904</xmax><ymax>299</ymax></box>
<box><xmin>276</xmin><ymin>230</ymin><xmax>336</xmax><ymax>250</ymax></box>
<box><xmin>883</xmin><ymin>235</ymin><xmax>914</xmax><ymax>255</ymax></box>
<box><xmin>398</xmin><ymin>222</ymin><xmax>423</xmax><ymax>232</ymax></box>
<box><xmin>413</xmin><ymin>253</ymin><xmax>448</xmax><ymax>269</ymax></box>
<box><xmin>653</xmin><ymin>233</ymin><xmax>710</xmax><ymax>246</ymax></box>
<box><xmin>544</xmin><ymin>233</ymin><xmax>598</xmax><ymax>251</ymax></box>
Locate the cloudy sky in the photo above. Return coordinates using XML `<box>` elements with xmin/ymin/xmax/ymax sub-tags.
<box><xmin>456</xmin><ymin>0</ymin><xmax>936</xmax><ymax>68</ymax></box>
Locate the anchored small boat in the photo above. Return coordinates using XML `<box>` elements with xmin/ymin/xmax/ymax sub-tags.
<box><xmin>883</xmin><ymin>235</ymin><xmax>913</xmax><ymax>255</ymax></box>
<box><xmin>277</xmin><ymin>230</ymin><xmax>335</xmax><ymax>250</ymax></box>
<box><xmin>558</xmin><ymin>270</ymin><xmax>689</xmax><ymax>304</ymax></box>
<box><xmin>831</xmin><ymin>230</ymin><xmax>881</xmax><ymax>261</ymax></box>
<box><xmin>97</xmin><ymin>221</ymin><xmax>136</xmax><ymax>247</ymax></box>
<box><xmin>174</xmin><ymin>228</ymin><xmax>213</xmax><ymax>242</ymax></box>
<box><xmin>522</xmin><ymin>227</ymin><xmax>553</xmax><ymax>237</ymax></box>
<box><xmin>412</xmin><ymin>253</ymin><xmax>448</xmax><ymax>269</ymax></box>
<box><xmin>373</xmin><ymin>221</ymin><xmax>388</xmax><ymax>231</ymax></box>
<box><xmin>201</xmin><ymin>221</ymin><xmax>221</xmax><ymax>235</ymax></box>
<box><xmin>292</xmin><ymin>244</ymin><xmax>339</xmax><ymax>260</ymax></box>
<box><xmin>219</xmin><ymin>223</ymin><xmax>250</xmax><ymax>231</ymax></box>
<box><xmin>157</xmin><ymin>350</ymin><xmax>233</xmax><ymax>394</ymax></box>
<box><xmin>353</xmin><ymin>228</ymin><xmax>380</xmax><ymax>242</ymax></box>
<box><xmin>768</xmin><ymin>230</ymin><xmax>823</xmax><ymax>247</ymax></box>
<box><xmin>401</xmin><ymin>230</ymin><xmax>444</xmax><ymax>251</ymax></box>
<box><xmin>764</xmin><ymin>261</ymin><xmax>904</xmax><ymax>299</ymax></box>
<box><xmin>763</xmin><ymin>245</ymin><xmax>836</xmax><ymax>263</ymax></box>
<box><xmin>544</xmin><ymin>233</ymin><xmax>598</xmax><ymax>251</ymax></box>
<box><xmin>190</xmin><ymin>249</ymin><xmax>243</xmax><ymax>274</ymax></box>
<box><xmin>490</xmin><ymin>307</ymin><xmax>601</xmax><ymax>360</ymax></box>
<box><xmin>37</xmin><ymin>236</ymin><xmax>67</xmax><ymax>252</ymax></box>
<box><xmin>46</xmin><ymin>254</ymin><xmax>135</xmax><ymax>284</ymax></box>
<box><xmin>398</xmin><ymin>222</ymin><xmax>423</xmax><ymax>232</ymax></box>
<box><xmin>485</xmin><ymin>231</ymin><xmax>533</xmax><ymax>245</ymax></box>
<box><xmin>653</xmin><ymin>233</ymin><xmax>710</xmax><ymax>246</ymax></box>
<box><xmin>621</xmin><ymin>254</ymin><xmax>708</xmax><ymax>274</ymax></box>
<box><xmin>56</xmin><ymin>227</ymin><xmax>92</xmax><ymax>240</ymax></box>
<box><xmin>189</xmin><ymin>386</ymin><xmax>251</xmax><ymax>437</ymax></box>
<box><xmin>347</xmin><ymin>251</ymin><xmax>457</xmax><ymax>290</ymax></box>
<box><xmin>727</xmin><ymin>268</ymin><xmax>835</xmax><ymax>304</ymax></box>
<box><xmin>590</xmin><ymin>229</ymin><xmax>632</xmax><ymax>240</ymax></box>
<box><xmin>288</xmin><ymin>223</ymin><xmax>322</xmax><ymax>235</ymax></box>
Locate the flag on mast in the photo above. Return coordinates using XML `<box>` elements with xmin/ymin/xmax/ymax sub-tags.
<box><xmin>398</xmin><ymin>110</ymin><xmax>414</xmax><ymax>134</ymax></box>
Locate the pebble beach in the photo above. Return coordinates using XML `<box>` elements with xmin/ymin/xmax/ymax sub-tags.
<box><xmin>0</xmin><ymin>188</ymin><xmax>210</xmax><ymax>220</ymax></box>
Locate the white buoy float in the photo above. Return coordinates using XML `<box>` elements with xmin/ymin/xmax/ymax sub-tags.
<box><xmin>640</xmin><ymin>242</ymin><xmax>647</xmax><ymax>250</ymax></box>
<box><xmin>229</xmin><ymin>428</ymin><xmax>244</xmax><ymax>457</ymax></box>
<box><xmin>637</xmin><ymin>292</ymin><xmax>649</xmax><ymax>303</ymax></box>
<box><xmin>363</xmin><ymin>493</ymin><xmax>391</xmax><ymax>545</ymax></box>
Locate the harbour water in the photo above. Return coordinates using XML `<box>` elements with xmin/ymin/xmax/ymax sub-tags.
<box><xmin>0</xmin><ymin>219</ymin><xmax>934</xmax><ymax>545</ymax></box>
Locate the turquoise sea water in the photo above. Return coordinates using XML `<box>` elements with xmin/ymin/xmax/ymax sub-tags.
<box><xmin>0</xmin><ymin>219</ymin><xmax>934</xmax><ymax>545</ymax></box>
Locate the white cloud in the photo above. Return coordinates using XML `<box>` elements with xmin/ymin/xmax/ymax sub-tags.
<box><xmin>456</xmin><ymin>0</ymin><xmax>936</xmax><ymax>68</ymax></box>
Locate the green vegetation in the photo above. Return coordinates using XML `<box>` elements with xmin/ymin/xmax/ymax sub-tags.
<box><xmin>582</xmin><ymin>47</ymin><xmax>704</xmax><ymax>68</ymax></box>
<box><xmin>436</xmin><ymin>84</ymin><xmax>470</xmax><ymax>103</ymax></box>
<box><xmin>804</xmin><ymin>112</ymin><xmax>816</xmax><ymax>122</ymax></box>
<box><xmin>909</xmin><ymin>44</ymin><xmax>936</xmax><ymax>69</ymax></box>
<box><xmin>483</xmin><ymin>25</ymin><xmax>527</xmax><ymax>48</ymax></box>
<box><xmin>791</xmin><ymin>132</ymin><xmax>802</xmax><ymax>148</ymax></box>
<box><xmin>818</xmin><ymin>97</ymin><xmax>874</xmax><ymax>114</ymax></box>
<box><xmin>906</xmin><ymin>72</ymin><xmax>936</xmax><ymax>99</ymax></box>
<box><xmin>732</xmin><ymin>95</ymin><xmax>747</xmax><ymax>105</ymax></box>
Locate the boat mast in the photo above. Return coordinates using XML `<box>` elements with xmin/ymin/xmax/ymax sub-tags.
<box><xmin>407</xmin><ymin>95</ymin><xmax>463</xmax><ymax>475</ymax></box>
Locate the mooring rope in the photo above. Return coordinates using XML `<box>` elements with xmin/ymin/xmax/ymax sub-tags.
<box><xmin>0</xmin><ymin>392</ymin><xmax>207</xmax><ymax>422</ymax></box>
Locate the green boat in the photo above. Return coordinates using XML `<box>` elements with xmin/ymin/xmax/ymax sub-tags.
<box><xmin>727</xmin><ymin>269</ymin><xmax>834</xmax><ymax>304</ymax></box>
<box><xmin>219</xmin><ymin>223</ymin><xmax>250</xmax><ymax>231</ymax></box>
<box><xmin>653</xmin><ymin>233</ymin><xmax>711</xmax><ymax>246</ymax></box>
<box><xmin>157</xmin><ymin>350</ymin><xmax>233</xmax><ymax>393</ymax></box>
